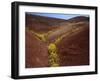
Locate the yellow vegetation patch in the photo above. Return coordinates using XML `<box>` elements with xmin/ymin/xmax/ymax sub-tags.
<box><xmin>48</xmin><ymin>43</ymin><xmax>59</xmax><ymax>67</ymax></box>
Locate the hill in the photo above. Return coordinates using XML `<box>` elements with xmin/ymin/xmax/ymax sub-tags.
<box><xmin>25</xmin><ymin>14</ymin><xmax>66</xmax><ymax>33</ymax></box>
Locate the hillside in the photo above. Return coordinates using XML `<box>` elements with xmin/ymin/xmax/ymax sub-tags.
<box><xmin>25</xmin><ymin>14</ymin><xmax>66</xmax><ymax>33</ymax></box>
<box><xmin>57</xmin><ymin>24</ymin><xmax>89</xmax><ymax>66</ymax></box>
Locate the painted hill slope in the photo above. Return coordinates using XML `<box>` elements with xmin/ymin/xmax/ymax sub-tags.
<box><xmin>25</xmin><ymin>14</ymin><xmax>89</xmax><ymax>68</ymax></box>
